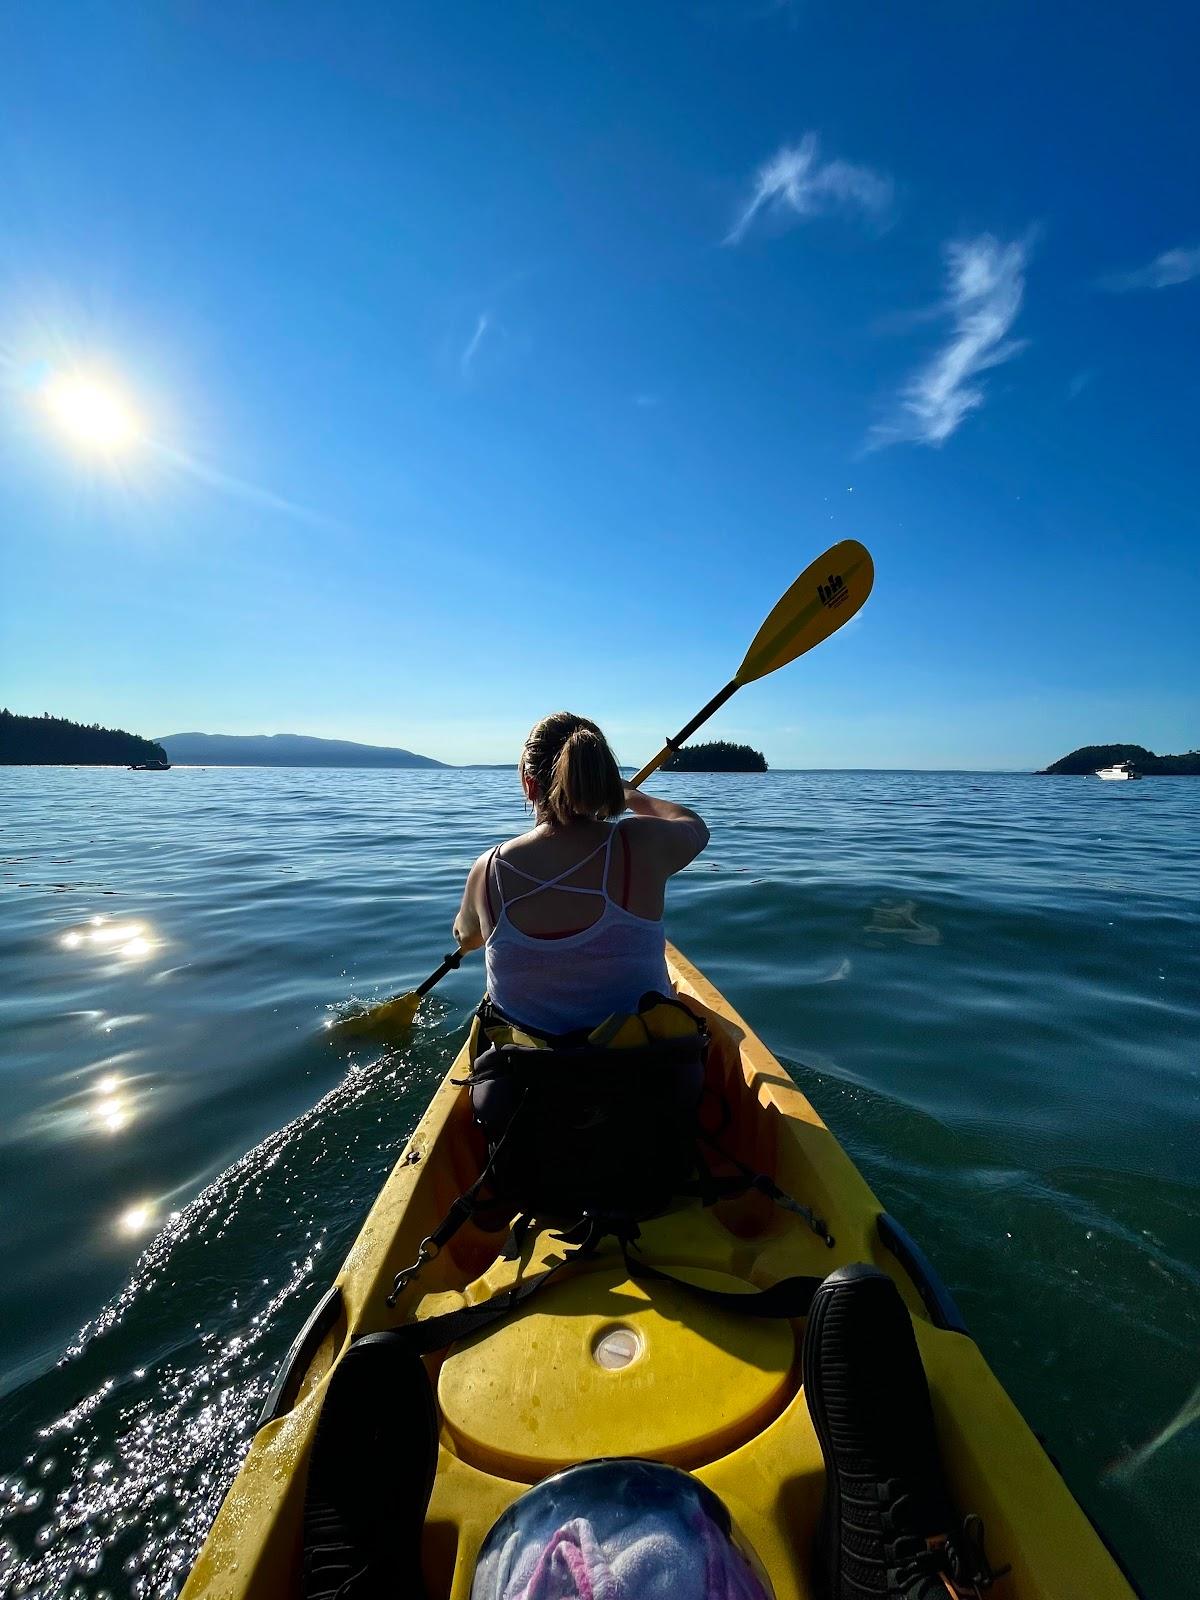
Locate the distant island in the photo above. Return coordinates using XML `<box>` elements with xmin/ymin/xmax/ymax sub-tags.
<box><xmin>158</xmin><ymin>732</ymin><xmax>447</xmax><ymax>768</ymax></box>
<box><xmin>1039</xmin><ymin>743</ymin><xmax>1200</xmax><ymax>776</ymax></box>
<box><xmin>1</xmin><ymin>710</ymin><xmax>168</xmax><ymax>767</ymax></box>
<box><xmin>664</xmin><ymin>740</ymin><xmax>767</xmax><ymax>773</ymax></box>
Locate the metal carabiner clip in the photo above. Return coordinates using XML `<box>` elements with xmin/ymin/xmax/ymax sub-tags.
<box><xmin>386</xmin><ymin>1233</ymin><xmax>440</xmax><ymax>1307</ymax></box>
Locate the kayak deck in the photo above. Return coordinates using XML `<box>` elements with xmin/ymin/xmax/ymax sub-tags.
<box><xmin>182</xmin><ymin>945</ymin><xmax>1136</xmax><ymax>1600</ymax></box>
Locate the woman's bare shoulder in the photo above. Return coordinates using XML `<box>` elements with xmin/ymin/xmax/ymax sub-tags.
<box><xmin>490</xmin><ymin>827</ymin><xmax>543</xmax><ymax>863</ymax></box>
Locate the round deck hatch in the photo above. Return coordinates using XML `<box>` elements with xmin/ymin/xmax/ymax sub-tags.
<box><xmin>438</xmin><ymin>1265</ymin><xmax>796</xmax><ymax>1480</ymax></box>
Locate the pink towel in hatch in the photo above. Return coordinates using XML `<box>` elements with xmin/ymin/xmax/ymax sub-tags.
<box><xmin>477</xmin><ymin>1506</ymin><xmax>771</xmax><ymax>1600</ymax></box>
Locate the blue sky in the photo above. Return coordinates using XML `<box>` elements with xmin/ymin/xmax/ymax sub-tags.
<box><xmin>1</xmin><ymin>1</ymin><xmax>1197</xmax><ymax>769</ymax></box>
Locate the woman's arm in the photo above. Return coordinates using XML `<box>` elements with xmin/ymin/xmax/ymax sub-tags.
<box><xmin>453</xmin><ymin>854</ymin><xmax>489</xmax><ymax>952</ymax></box>
<box><xmin>622</xmin><ymin>782</ymin><xmax>709</xmax><ymax>873</ymax></box>
<box><xmin>623</xmin><ymin>783</ymin><xmax>708</xmax><ymax>830</ymax></box>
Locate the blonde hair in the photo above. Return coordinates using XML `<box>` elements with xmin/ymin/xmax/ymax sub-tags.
<box><xmin>520</xmin><ymin>712</ymin><xmax>624</xmax><ymax>828</ymax></box>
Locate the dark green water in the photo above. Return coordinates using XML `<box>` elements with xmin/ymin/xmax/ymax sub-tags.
<box><xmin>1</xmin><ymin>767</ymin><xmax>1197</xmax><ymax>1597</ymax></box>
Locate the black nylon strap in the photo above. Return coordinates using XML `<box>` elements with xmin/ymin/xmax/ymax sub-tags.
<box><xmin>622</xmin><ymin>1248</ymin><xmax>821</xmax><ymax>1318</ymax></box>
<box><xmin>379</xmin><ymin>1228</ymin><xmax>820</xmax><ymax>1359</ymax></box>
<box><xmin>383</xmin><ymin>1256</ymin><xmax>574</xmax><ymax>1355</ymax></box>
<box><xmin>428</xmin><ymin>1192</ymin><xmax>479</xmax><ymax>1250</ymax></box>
<box><xmin>697</xmin><ymin>1129</ymin><xmax>834</xmax><ymax>1248</ymax></box>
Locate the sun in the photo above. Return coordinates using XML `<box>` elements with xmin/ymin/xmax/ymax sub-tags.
<box><xmin>41</xmin><ymin>373</ymin><xmax>141</xmax><ymax>454</ymax></box>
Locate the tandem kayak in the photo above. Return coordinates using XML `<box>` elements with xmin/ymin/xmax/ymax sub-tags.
<box><xmin>182</xmin><ymin>946</ymin><xmax>1137</xmax><ymax>1600</ymax></box>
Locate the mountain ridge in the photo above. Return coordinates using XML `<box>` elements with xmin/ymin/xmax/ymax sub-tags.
<box><xmin>158</xmin><ymin>732</ymin><xmax>447</xmax><ymax>768</ymax></box>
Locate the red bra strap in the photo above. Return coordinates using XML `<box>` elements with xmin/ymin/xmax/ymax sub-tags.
<box><xmin>484</xmin><ymin>846</ymin><xmax>500</xmax><ymax>922</ymax></box>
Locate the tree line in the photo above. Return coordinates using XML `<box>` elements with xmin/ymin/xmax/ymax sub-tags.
<box><xmin>664</xmin><ymin>740</ymin><xmax>768</xmax><ymax>772</ymax></box>
<box><xmin>0</xmin><ymin>710</ymin><xmax>168</xmax><ymax>766</ymax></box>
<box><xmin>1040</xmin><ymin>743</ymin><xmax>1200</xmax><ymax>775</ymax></box>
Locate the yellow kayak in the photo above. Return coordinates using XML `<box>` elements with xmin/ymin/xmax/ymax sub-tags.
<box><xmin>183</xmin><ymin>946</ymin><xmax>1137</xmax><ymax>1600</ymax></box>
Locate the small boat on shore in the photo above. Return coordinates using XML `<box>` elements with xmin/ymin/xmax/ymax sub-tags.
<box><xmin>128</xmin><ymin>762</ymin><xmax>171</xmax><ymax>771</ymax></box>
<box><xmin>1095</xmin><ymin>761</ymin><xmax>1141</xmax><ymax>781</ymax></box>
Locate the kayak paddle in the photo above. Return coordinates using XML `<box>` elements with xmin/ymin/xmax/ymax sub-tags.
<box><xmin>628</xmin><ymin>538</ymin><xmax>874</xmax><ymax>787</ymax></box>
<box><xmin>330</xmin><ymin>537</ymin><xmax>874</xmax><ymax>1041</ymax></box>
<box><xmin>329</xmin><ymin>947</ymin><xmax>466</xmax><ymax>1038</ymax></box>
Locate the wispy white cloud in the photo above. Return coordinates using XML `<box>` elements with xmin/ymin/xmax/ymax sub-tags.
<box><xmin>869</xmin><ymin>234</ymin><xmax>1029</xmax><ymax>450</ymax></box>
<box><xmin>1066</xmin><ymin>368</ymin><xmax>1095</xmax><ymax>400</ymax></box>
<box><xmin>460</xmin><ymin>312</ymin><xmax>492</xmax><ymax>376</ymax></box>
<box><xmin>1099</xmin><ymin>244</ymin><xmax>1200</xmax><ymax>292</ymax></box>
<box><xmin>725</xmin><ymin>133</ymin><xmax>893</xmax><ymax>245</ymax></box>
<box><xmin>633</xmin><ymin>392</ymin><xmax>661</xmax><ymax>409</ymax></box>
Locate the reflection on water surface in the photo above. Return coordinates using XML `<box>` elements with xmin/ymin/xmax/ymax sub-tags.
<box><xmin>60</xmin><ymin>915</ymin><xmax>161</xmax><ymax>963</ymax></box>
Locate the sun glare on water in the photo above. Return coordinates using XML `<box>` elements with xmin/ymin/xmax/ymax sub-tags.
<box><xmin>41</xmin><ymin>373</ymin><xmax>141</xmax><ymax>455</ymax></box>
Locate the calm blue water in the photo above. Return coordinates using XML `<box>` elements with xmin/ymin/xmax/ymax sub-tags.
<box><xmin>1</xmin><ymin>767</ymin><xmax>1197</xmax><ymax>1597</ymax></box>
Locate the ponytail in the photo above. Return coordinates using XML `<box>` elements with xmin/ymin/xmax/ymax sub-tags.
<box><xmin>521</xmin><ymin>712</ymin><xmax>625</xmax><ymax>827</ymax></box>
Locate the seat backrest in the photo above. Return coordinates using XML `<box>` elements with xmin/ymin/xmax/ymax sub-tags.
<box><xmin>468</xmin><ymin>1037</ymin><xmax>707</xmax><ymax>1221</ymax></box>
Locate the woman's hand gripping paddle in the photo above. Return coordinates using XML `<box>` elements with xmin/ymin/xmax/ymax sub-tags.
<box><xmin>329</xmin><ymin>538</ymin><xmax>874</xmax><ymax>1042</ymax></box>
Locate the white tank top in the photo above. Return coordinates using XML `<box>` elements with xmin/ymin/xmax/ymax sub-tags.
<box><xmin>484</xmin><ymin>825</ymin><xmax>671</xmax><ymax>1036</ymax></box>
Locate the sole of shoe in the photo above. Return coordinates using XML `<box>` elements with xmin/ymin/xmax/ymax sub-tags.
<box><xmin>803</xmin><ymin>1263</ymin><xmax>899</xmax><ymax>1600</ymax></box>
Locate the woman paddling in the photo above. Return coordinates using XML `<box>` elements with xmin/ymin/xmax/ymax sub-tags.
<box><xmin>453</xmin><ymin>711</ymin><xmax>709</xmax><ymax>1036</ymax></box>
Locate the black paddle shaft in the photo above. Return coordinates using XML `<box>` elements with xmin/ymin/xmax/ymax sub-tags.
<box><xmin>663</xmin><ymin>680</ymin><xmax>739</xmax><ymax>756</ymax></box>
<box><xmin>631</xmin><ymin>679</ymin><xmax>740</xmax><ymax>788</ymax></box>
<box><xmin>416</xmin><ymin>948</ymin><xmax>465</xmax><ymax>998</ymax></box>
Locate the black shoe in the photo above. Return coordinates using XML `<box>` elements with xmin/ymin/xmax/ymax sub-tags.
<box><xmin>302</xmin><ymin>1331</ymin><xmax>438</xmax><ymax>1599</ymax></box>
<box><xmin>804</xmin><ymin>1264</ymin><xmax>1005</xmax><ymax>1600</ymax></box>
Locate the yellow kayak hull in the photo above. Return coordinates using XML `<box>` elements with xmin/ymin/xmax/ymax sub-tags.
<box><xmin>183</xmin><ymin>946</ymin><xmax>1136</xmax><ymax>1599</ymax></box>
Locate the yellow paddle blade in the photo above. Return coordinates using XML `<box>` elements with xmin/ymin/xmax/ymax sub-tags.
<box><xmin>735</xmin><ymin>539</ymin><xmax>874</xmax><ymax>686</ymax></box>
<box><xmin>328</xmin><ymin>990</ymin><xmax>422</xmax><ymax>1042</ymax></box>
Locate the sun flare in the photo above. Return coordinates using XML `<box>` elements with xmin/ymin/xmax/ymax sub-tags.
<box><xmin>118</xmin><ymin>1202</ymin><xmax>154</xmax><ymax>1236</ymax></box>
<box><xmin>41</xmin><ymin>373</ymin><xmax>141</xmax><ymax>454</ymax></box>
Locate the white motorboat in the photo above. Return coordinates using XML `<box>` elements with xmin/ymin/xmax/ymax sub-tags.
<box><xmin>1095</xmin><ymin>760</ymin><xmax>1141</xmax><ymax>780</ymax></box>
